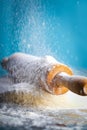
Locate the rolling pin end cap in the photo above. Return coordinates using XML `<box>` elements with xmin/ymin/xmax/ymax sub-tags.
<box><xmin>1</xmin><ymin>57</ymin><xmax>8</xmax><ymax>69</ymax></box>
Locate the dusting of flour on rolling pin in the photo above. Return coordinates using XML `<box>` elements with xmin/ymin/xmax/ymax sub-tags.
<box><xmin>1</xmin><ymin>52</ymin><xmax>87</xmax><ymax>96</ymax></box>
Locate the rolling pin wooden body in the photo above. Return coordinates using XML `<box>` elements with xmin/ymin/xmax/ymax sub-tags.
<box><xmin>1</xmin><ymin>52</ymin><xmax>87</xmax><ymax>96</ymax></box>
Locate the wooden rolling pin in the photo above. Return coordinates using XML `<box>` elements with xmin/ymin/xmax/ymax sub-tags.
<box><xmin>1</xmin><ymin>52</ymin><xmax>87</xmax><ymax>96</ymax></box>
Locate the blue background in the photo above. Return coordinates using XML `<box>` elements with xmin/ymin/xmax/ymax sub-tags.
<box><xmin>0</xmin><ymin>0</ymin><xmax>87</xmax><ymax>75</ymax></box>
